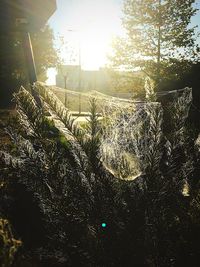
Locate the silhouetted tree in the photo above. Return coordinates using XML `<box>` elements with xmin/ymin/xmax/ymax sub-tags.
<box><xmin>111</xmin><ymin>0</ymin><xmax>199</xmax><ymax>90</ymax></box>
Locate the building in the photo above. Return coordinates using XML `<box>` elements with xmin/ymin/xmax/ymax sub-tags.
<box><xmin>56</xmin><ymin>65</ymin><xmax>112</xmax><ymax>93</ymax></box>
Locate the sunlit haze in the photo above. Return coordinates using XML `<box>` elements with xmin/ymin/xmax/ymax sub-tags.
<box><xmin>46</xmin><ymin>0</ymin><xmax>123</xmax><ymax>85</ymax></box>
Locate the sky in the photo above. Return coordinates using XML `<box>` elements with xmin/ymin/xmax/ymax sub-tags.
<box><xmin>49</xmin><ymin>0</ymin><xmax>123</xmax><ymax>68</ymax></box>
<box><xmin>46</xmin><ymin>0</ymin><xmax>123</xmax><ymax>84</ymax></box>
<box><xmin>46</xmin><ymin>0</ymin><xmax>200</xmax><ymax>85</ymax></box>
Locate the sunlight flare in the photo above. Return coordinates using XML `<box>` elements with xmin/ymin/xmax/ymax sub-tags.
<box><xmin>58</xmin><ymin>0</ymin><xmax>122</xmax><ymax>70</ymax></box>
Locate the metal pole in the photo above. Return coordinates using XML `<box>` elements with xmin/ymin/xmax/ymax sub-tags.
<box><xmin>64</xmin><ymin>75</ymin><xmax>67</xmax><ymax>89</ymax></box>
<box><xmin>22</xmin><ymin>31</ymin><xmax>37</xmax><ymax>85</ymax></box>
<box><xmin>78</xmin><ymin>36</ymin><xmax>81</xmax><ymax>114</ymax></box>
<box><xmin>22</xmin><ymin>31</ymin><xmax>42</xmax><ymax>107</ymax></box>
<box><xmin>64</xmin><ymin>75</ymin><xmax>67</xmax><ymax>107</ymax></box>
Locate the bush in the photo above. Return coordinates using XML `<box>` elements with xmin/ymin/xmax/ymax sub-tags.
<box><xmin>0</xmin><ymin>218</ymin><xmax>21</xmax><ymax>267</ymax></box>
<box><xmin>0</xmin><ymin>83</ymin><xmax>200</xmax><ymax>266</ymax></box>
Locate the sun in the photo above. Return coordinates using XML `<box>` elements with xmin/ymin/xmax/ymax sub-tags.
<box><xmin>46</xmin><ymin>0</ymin><xmax>123</xmax><ymax>84</ymax></box>
<box><xmin>80</xmin><ymin>28</ymin><xmax>112</xmax><ymax>70</ymax></box>
<box><xmin>59</xmin><ymin>0</ymin><xmax>121</xmax><ymax>70</ymax></box>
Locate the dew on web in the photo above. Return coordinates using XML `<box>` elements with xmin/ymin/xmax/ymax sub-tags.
<box><xmin>97</xmin><ymin>95</ymin><xmax>162</xmax><ymax>180</ymax></box>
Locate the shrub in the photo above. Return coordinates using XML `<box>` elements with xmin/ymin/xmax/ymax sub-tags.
<box><xmin>0</xmin><ymin>218</ymin><xmax>21</xmax><ymax>267</ymax></box>
<box><xmin>1</xmin><ymin>83</ymin><xmax>200</xmax><ymax>266</ymax></box>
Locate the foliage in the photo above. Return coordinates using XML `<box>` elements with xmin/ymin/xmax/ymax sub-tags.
<box><xmin>0</xmin><ymin>83</ymin><xmax>123</xmax><ymax>266</ymax></box>
<box><xmin>108</xmin><ymin>68</ymin><xmax>145</xmax><ymax>97</ymax></box>
<box><xmin>111</xmin><ymin>0</ymin><xmax>200</xmax><ymax>90</ymax></box>
<box><xmin>83</xmin><ymin>97</ymin><xmax>102</xmax><ymax>171</ymax></box>
<box><xmin>34</xmin><ymin>82</ymin><xmax>103</xmax><ymax>173</ymax></box>
<box><xmin>1</xmin><ymin>84</ymin><xmax>200</xmax><ymax>266</ymax></box>
<box><xmin>31</xmin><ymin>25</ymin><xmax>59</xmax><ymax>80</ymax></box>
<box><xmin>164</xmin><ymin>61</ymin><xmax>200</xmax><ymax>130</ymax></box>
<box><xmin>0</xmin><ymin>219</ymin><xmax>21</xmax><ymax>267</ymax></box>
<box><xmin>100</xmin><ymin>86</ymin><xmax>200</xmax><ymax>265</ymax></box>
<box><xmin>145</xmin><ymin>77</ymin><xmax>157</xmax><ymax>102</ymax></box>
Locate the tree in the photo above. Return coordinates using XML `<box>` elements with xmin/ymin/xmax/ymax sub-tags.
<box><xmin>111</xmin><ymin>0</ymin><xmax>200</xmax><ymax>90</ymax></box>
<box><xmin>32</xmin><ymin>25</ymin><xmax>59</xmax><ymax>80</ymax></box>
<box><xmin>0</xmin><ymin>25</ymin><xmax>59</xmax><ymax>108</ymax></box>
<box><xmin>108</xmin><ymin>68</ymin><xmax>145</xmax><ymax>97</ymax></box>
